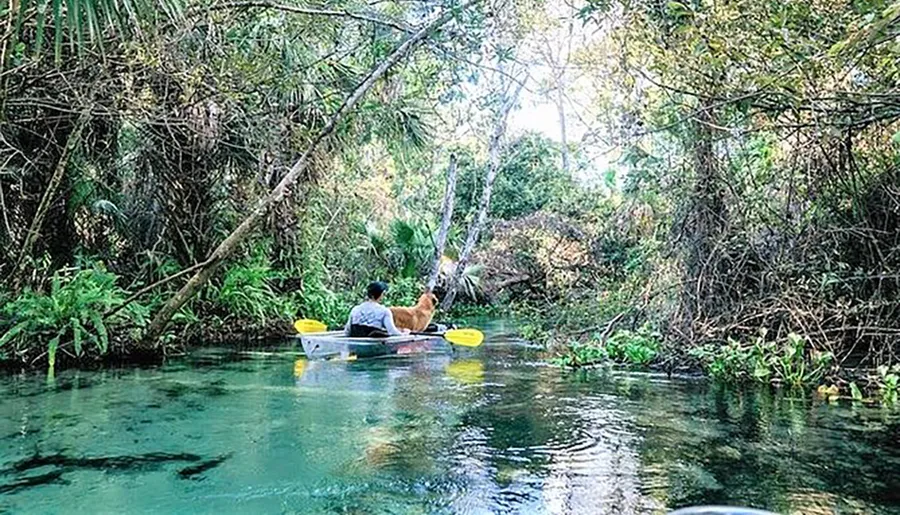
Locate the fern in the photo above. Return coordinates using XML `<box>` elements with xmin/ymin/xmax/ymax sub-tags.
<box><xmin>0</xmin><ymin>264</ymin><xmax>147</xmax><ymax>368</ymax></box>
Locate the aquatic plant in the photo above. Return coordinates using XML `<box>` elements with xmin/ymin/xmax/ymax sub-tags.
<box><xmin>877</xmin><ymin>366</ymin><xmax>900</xmax><ymax>404</ymax></box>
<box><xmin>519</xmin><ymin>323</ymin><xmax>550</xmax><ymax>344</ymax></box>
<box><xmin>604</xmin><ymin>324</ymin><xmax>660</xmax><ymax>366</ymax></box>
<box><xmin>849</xmin><ymin>365</ymin><xmax>900</xmax><ymax>404</ymax></box>
<box><xmin>550</xmin><ymin>341</ymin><xmax>607</xmax><ymax>368</ymax></box>
<box><xmin>551</xmin><ymin>324</ymin><xmax>661</xmax><ymax>368</ymax></box>
<box><xmin>690</xmin><ymin>331</ymin><xmax>833</xmax><ymax>388</ymax></box>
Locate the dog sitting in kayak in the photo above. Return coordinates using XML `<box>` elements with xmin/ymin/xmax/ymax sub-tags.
<box><xmin>390</xmin><ymin>291</ymin><xmax>439</xmax><ymax>333</ymax></box>
<box><xmin>345</xmin><ymin>282</ymin><xmax>438</xmax><ymax>337</ymax></box>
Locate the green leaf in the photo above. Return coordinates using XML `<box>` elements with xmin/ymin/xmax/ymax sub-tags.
<box><xmin>66</xmin><ymin>0</ymin><xmax>82</xmax><ymax>54</ymax></box>
<box><xmin>47</xmin><ymin>331</ymin><xmax>63</xmax><ymax>369</ymax></box>
<box><xmin>84</xmin><ymin>0</ymin><xmax>99</xmax><ymax>46</ymax></box>
<box><xmin>90</xmin><ymin>313</ymin><xmax>108</xmax><ymax>353</ymax></box>
<box><xmin>72</xmin><ymin>318</ymin><xmax>84</xmax><ymax>356</ymax></box>
<box><xmin>13</xmin><ymin>0</ymin><xmax>31</xmax><ymax>44</ymax></box>
<box><xmin>0</xmin><ymin>321</ymin><xmax>30</xmax><ymax>347</ymax></box>
<box><xmin>35</xmin><ymin>0</ymin><xmax>49</xmax><ymax>54</ymax></box>
<box><xmin>850</xmin><ymin>382</ymin><xmax>864</xmax><ymax>401</ymax></box>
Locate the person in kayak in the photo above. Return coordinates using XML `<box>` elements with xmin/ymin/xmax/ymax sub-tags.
<box><xmin>344</xmin><ymin>281</ymin><xmax>409</xmax><ymax>338</ymax></box>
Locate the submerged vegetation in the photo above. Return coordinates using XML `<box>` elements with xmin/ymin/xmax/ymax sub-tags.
<box><xmin>0</xmin><ymin>0</ymin><xmax>899</xmax><ymax>397</ymax></box>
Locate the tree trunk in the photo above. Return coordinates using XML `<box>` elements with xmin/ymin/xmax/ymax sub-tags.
<box><xmin>140</xmin><ymin>1</ymin><xmax>478</xmax><ymax>348</ymax></box>
<box><xmin>8</xmin><ymin>107</ymin><xmax>91</xmax><ymax>291</ymax></box>
<box><xmin>679</xmin><ymin>106</ymin><xmax>726</xmax><ymax>338</ymax></box>
<box><xmin>558</xmin><ymin>17</ymin><xmax>573</xmax><ymax>174</ymax></box>
<box><xmin>441</xmin><ymin>78</ymin><xmax>525</xmax><ymax>310</ymax></box>
<box><xmin>426</xmin><ymin>153</ymin><xmax>458</xmax><ymax>292</ymax></box>
<box><xmin>555</xmin><ymin>86</ymin><xmax>569</xmax><ymax>174</ymax></box>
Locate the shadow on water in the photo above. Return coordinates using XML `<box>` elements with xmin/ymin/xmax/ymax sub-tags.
<box><xmin>0</xmin><ymin>319</ymin><xmax>898</xmax><ymax>513</ymax></box>
<box><xmin>0</xmin><ymin>452</ymin><xmax>232</xmax><ymax>494</ymax></box>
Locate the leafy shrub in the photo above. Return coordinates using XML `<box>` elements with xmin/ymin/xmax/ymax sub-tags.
<box><xmin>550</xmin><ymin>323</ymin><xmax>661</xmax><ymax>368</ymax></box>
<box><xmin>519</xmin><ymin>323</ymin><xmax>550</xmax><ymax>344</ymax></box>
<box><xmin>299</xmin><ymin>279</ymin><xmax>352</xmax><ymax>329</ymax></box>
<box><xmin>605</xmin><ymin>324</ymin><xmax>661</xmax><ymax>365</ymax></box>
<box><xmin>389</xmin><ymin>219</ymin><xmax>433</xmax><ymax>278</ymax></box>
<box><xmin>209</xmin><ymin>255</ymin><xmax>296</xmax><ymax>325</ymax></box>
<box><xmin>383</xmin><ymin>276</ymin><xmax>423</xmax><ymax>308</ymax></box>
<box><xmin>550</xmin><ymin>341</ymin><xmax>607</xmax><ymax>368</ymax></box>
<box><xmin>690</xmin><ymin>331</ymin><xmax>833</xmax><ymax>388</ymax></box>
<box><xmin>0</xmin><ymin>265</ymin><xmax>148</xmax><ymax>368</ymax></box>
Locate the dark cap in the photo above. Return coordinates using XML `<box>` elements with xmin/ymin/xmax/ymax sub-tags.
<box><xmin>367</xmin><ymin>281</ymin><xmax>388</xmax><ymax>299</ymax></box>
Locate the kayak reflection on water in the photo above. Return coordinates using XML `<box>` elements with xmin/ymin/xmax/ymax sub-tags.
<box><xmin>669</xmin><ymin>507</ymin><xmax>778</xmax><ymax>515</ymax></box>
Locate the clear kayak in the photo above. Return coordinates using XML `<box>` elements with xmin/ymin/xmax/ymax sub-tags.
<box><xmin>295</xmin><ymin>331</ymin><xmax>450</xmax><ymax>360</ymax></box>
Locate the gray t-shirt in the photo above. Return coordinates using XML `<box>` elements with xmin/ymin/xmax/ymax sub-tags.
<box><xmin>344</xmin><ymin>301</ymin><xmax>402</xmax><ymax>336</ymax></box>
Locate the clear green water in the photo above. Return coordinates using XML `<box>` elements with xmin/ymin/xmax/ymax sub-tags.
<box><xmin>2</xmin><ymin>322</ymin><xmax>899</xmax><ymax>514</ymax></box>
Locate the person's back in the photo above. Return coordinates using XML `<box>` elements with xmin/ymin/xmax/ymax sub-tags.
<box><xmin>344</xmin><ymin>282</ymin><xmax>405</xmax><ymax>337</ymax></box>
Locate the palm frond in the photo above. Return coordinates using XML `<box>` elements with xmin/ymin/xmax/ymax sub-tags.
<box><xmin>10</xmin><ymin>0</ymin><xmax>184</xmax><ymax>62</ymax></box>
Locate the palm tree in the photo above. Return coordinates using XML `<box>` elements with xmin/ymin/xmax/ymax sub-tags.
<box><xmin>3</xmin><ymin>0</ymin><xmax>182</xmax><ymax>64</ymax></box>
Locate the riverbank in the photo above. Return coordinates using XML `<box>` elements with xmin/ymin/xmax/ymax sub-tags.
<box><xmin>514</xmin><ymin>305</ymin><xmax>900</xmax><ymax>405</ymax></box>
<box><xmin>2</xmin><ymin>290</ymin><xmax>897</xmax><ymax>407</ymax></box>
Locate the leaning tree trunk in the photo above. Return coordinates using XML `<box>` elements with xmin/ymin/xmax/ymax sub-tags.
<box><xmin>441</xmin><ymin>78</ymin><xmax>525</xmax><ymax>310</ymax></box>
<box><xmin>140</xmin><ymin>1</ymin><xmax>478</xmax><ymax>348</ymax></box>
<box><xmin>426</xmin><ymin>153</ymin><xmax>458</xmax><ymax>292</ymax></box>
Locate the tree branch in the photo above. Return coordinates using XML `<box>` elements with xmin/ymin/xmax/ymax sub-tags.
<box><xmin>141</xmin><ymin>0</ymin><xmax>481</xmax><ymax>348</ymax></box>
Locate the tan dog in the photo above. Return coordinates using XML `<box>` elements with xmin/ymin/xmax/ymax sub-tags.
<box><xmin>390</xmin><ymin>292</ymin><xmax>439</xmax><ymax>332</ymax></box>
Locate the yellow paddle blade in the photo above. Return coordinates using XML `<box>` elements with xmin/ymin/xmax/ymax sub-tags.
<box><xmin>294</xmin><ymin>319</ymin><xmax>327</xmax><ymax>334</ymax></box>
<box><xmin>444</xmin><ymin>328</ymin><xmax>484</xmax><ymax>347</ymax></box>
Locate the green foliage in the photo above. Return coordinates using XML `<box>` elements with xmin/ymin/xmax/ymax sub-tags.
<box><xmin>550</xmin><ymin>342</ymin><xmax>607</xmax><ymax>368</ymax></box>
<box><xmin>550</xmin><ymin>323</ymin><xmax>661</xmax><ymax>368</ymax></box>
<box><xmin>208</xmin><ymin>254</ymin><xmax>296</xmax><ymax>326</ymax></box>
<box><xmin>605</xmin><ymin>324</ymin><xmax>660</xmax><ymax>366</ymax></box>
<box><xmin>875</xmin><ymin>365</ymin><xmax>900</xmax><ymax>404</ymax></box>
<box><xmin>850</xmin><ymin>382</ymin><xmax>864</xmax><ymax>401</ymax></box>
<box><xmin>8</xmin><ymin>0</ymin><xmax>183</xmax><ymax>63</ymax></box>
<box><xmin>0</xmin><ymin>265</ymin><xmax>147</xmax><ymax>367</ymax></box>
<box><xmin>383</xmin><ymin>276</ymin><xmax>423</xmax><ymax>308</ymax></box>
<box><xmin>518</xmin><ymin>322</ymin><xmax>550</xmax><ymax>344</ymax></box>
<box><xmin>297</xmin><ymin>260</ymin><xmax>353</xmax><ymax>330</ymax></box>
<box><xmin>389</xmin><ymin>219</ymin><xmax>434</xmax><ymax>279</ymax></box>
<box><xmin>454</xmin><ymin>133</ymin><xmax>579</xmax><ymax>221</ymax></box>
<box><xmin>691</xmin><ymin>331</ymin><xmax>834</xmax><ymax>388</ymax></box>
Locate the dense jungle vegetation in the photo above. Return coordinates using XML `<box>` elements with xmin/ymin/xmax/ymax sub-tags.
<box><xmin>2</xmin><ymin>0</ymin><xmax>900</xmax><ymax>397</ymax></box>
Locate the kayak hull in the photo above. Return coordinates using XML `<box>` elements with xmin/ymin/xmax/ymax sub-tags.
<box><xmin>296</xmin><ymin>331</ymin><xmax>449</xmax><ymax>360</ymax></box>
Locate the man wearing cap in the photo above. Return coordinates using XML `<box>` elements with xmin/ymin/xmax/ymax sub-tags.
<box><xmin>343</xmin><ymin>281</ymin><xmax>409</xmax><ymax>337</ymax></box>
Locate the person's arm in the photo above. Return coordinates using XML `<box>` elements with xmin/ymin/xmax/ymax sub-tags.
<box><xmin>383</xmin><ymin>309</ymin><xmax>406</xmax><ymax>336</ymax></box>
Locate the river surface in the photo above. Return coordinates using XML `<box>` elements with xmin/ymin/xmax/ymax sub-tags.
<box><xmin>1</xmin><ymin>322</ymin><xmax>899</xmax><ymax>514</ymax></box>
